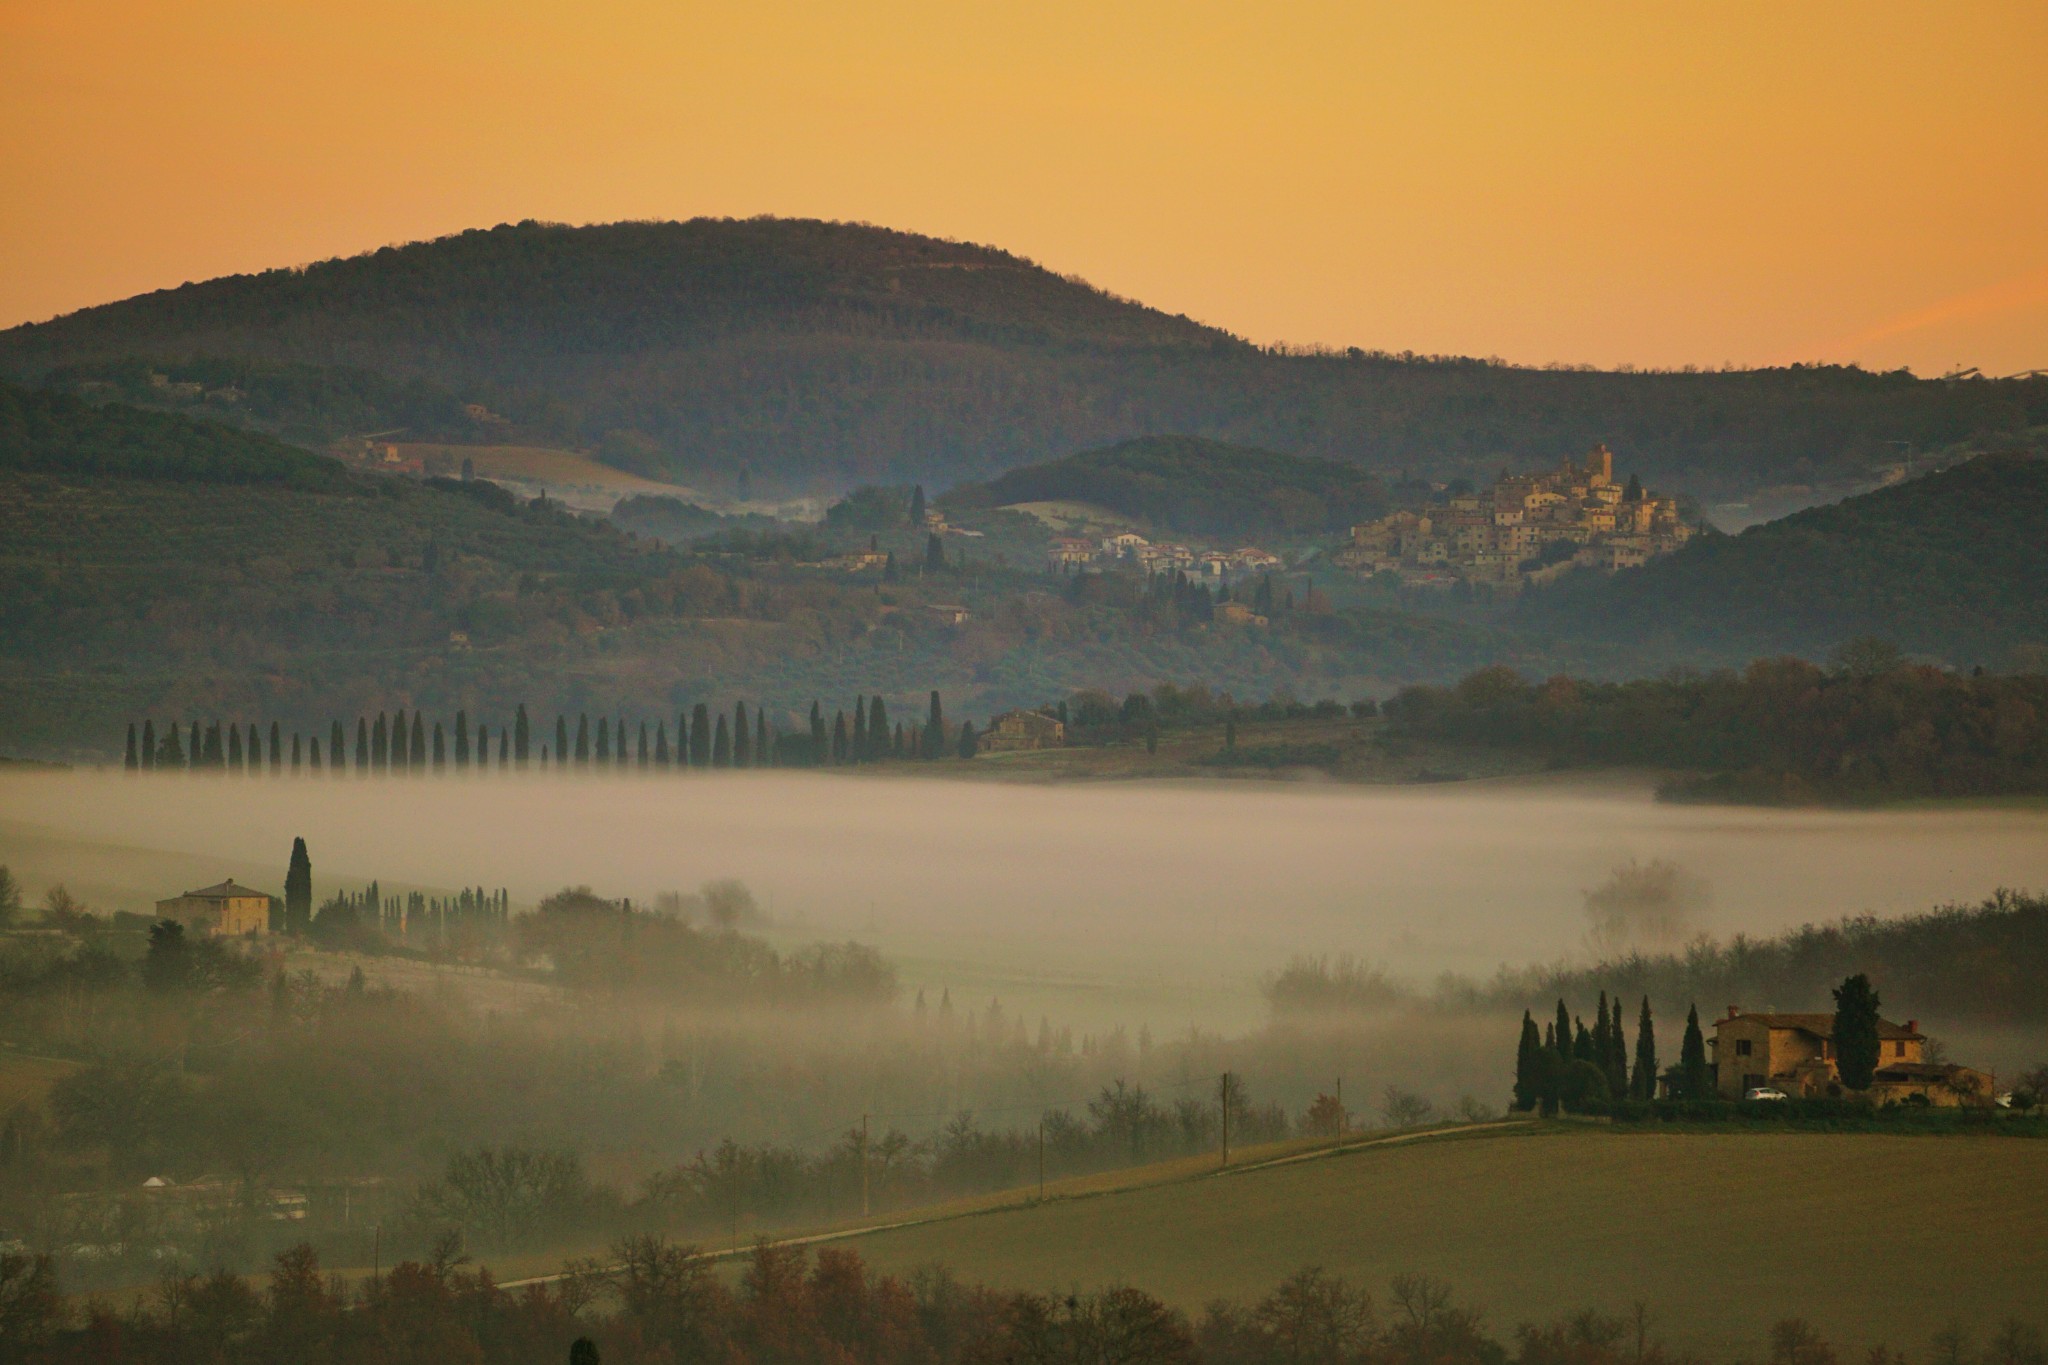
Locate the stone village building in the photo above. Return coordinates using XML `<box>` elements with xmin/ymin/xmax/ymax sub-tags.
<box><xmin>1711</xmin><ymin>1006</ymin><xmax>1994</xmax><ymax>1107</ymax></box>
<box><xmin>153</xmin><ymin>879</ymin><xmax>275</xmax><ymax>938</ymax></box>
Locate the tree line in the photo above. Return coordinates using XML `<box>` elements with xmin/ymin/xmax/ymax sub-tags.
<box><xmin>121</xmin><ymin>691</ymin><xmax>984</xmax><ymax>774</ymax></box>
<box><xmin>17</xmin><ymin>1236</ymin><xmax>2024</xmax><ymax>1365</ymax></box>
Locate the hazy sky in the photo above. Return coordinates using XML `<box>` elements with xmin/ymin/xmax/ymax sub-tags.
<box><xmin>4</xmin><ymin>3</ymin><xmax>2044</xmax><ymax>374</ymax></box>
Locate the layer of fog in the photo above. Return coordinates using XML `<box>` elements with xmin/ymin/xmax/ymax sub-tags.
<box><xmin>6</xmin><ymin>768</ymin><xmax>2047</xmax><ymax>1036</ymax></box>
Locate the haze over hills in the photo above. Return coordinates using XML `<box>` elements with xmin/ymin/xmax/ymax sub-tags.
<box><xmin>1522</xmin><ymin>451</ymin><xmax>2048</xmax><ymax>670</ymax></box>
<box><xmin>3</xmin><ymin>218</ymin><xmax>2043</xmax><ymax>499</ymax></box>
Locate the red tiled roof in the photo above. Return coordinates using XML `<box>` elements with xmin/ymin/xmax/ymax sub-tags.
<box><xmin>1715</xmin><ymin>1011</ymin><xmax>1923</xmax><ymax>1041</ymax></box>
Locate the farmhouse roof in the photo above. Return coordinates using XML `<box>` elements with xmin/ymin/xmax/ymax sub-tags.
<box><xmin>1715</xmin><ymin>1010</ymin><xmax>1923</xmax><ymax>1041</ymax></box>
<box><xmin>180</xmin><ymin>879</ymin><xmax>270</xmax><ymax>900</ymax></box>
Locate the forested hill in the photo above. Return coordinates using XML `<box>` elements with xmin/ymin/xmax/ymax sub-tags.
<box><xmin>1523</xmin><ymin>451</ymin><xmax>2048</xmax><ymax>669</ymax></box>
<box><xmin>4</xmin><ymin>218</ymin><xmax>2041</xmax><ymax>496</ymax></box>
<box><xmin>0</xmin><ymin>379</ymin><xmax>347</xmax><ymax>488</ymax></box>
<box><xmin>944</xmin><ymin>436</ymin><xmax>1388</xmax><ymax>538</ymax></box>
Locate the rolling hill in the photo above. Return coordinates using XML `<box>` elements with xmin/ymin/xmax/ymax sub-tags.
<box><xmin>945</xmin><ymin>436</ymin><xmax>1388</xmax><ymax>539</ymax></box>
<box><xmin>4</xmin><ymin>218</ymin><xmax>2042</xmax><ymax>497</ymax></box>
<box><xmin>827</xmin><ymin>1125</ymin><xmax>2048</xmax><ymax>1359</ymax></box>
<box><xmin>1521</xmin><ymin>451</ymin><xmax>2048</xmax><ymax>669</ymax></box>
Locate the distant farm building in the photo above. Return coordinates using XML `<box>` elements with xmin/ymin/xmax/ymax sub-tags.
<box><xmin>982</xmin><ymin>709</ymin><xmax>1066</xmax><ymax>752</ymax></box>
<box><xmin>154</xmin><ymin>879</ymin><xmax>274</xmax><ymax>937</ymax></box>
<box><xmin>1711</xmin><ymin>1007</ymin><xmax>1992</xmax><ymax>1107</ymax></box>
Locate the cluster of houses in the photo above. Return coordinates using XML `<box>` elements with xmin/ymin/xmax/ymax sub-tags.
<box><xmin>1046</xmin><ymin>532</ymin><xmax>1284</xmax><ymax>579</ymax></box>
<box><xmin>1711</xmin><ymin>1006</ymin><xmax>1995</xmax><ymax>1108</ymax></box>
<box><xmin>1334</xmin><ymin>445</ymin><xmax>1693</xmax><ymax>591</ymax></box>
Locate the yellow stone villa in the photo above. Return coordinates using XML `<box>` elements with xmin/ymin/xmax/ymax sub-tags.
<box><xmin>1711</xmin><ymin>1006</ymin><xmax>1994</xmax><ymax>1107</ymax></box>
<box><xmin>154</xmin><ymin>879</ymin><xmax>275</xmax><ymax>937</ymax></box>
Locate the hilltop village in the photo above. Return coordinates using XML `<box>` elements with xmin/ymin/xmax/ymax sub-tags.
<box><xmin>1334</xmin><ymin>445</ymin><xmax>1693</xmax><ymax>590</ymax></box>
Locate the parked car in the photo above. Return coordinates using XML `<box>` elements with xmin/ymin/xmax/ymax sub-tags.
<box><xmin>1744</xmin><ymin>1086</ymin><xmax>1789</xmax><ymax>1102</ymax></box>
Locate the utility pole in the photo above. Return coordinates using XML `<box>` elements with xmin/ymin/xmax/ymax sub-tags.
<box><xmin>1219</xmin><ymin>1071</ymin><xmax>1231</xmax><ymax>1168</ymax></box>
<box><xmin>859</xmin><ymin>1113</ymin><xmax>870</xmax><ymax>1218</ymax></box>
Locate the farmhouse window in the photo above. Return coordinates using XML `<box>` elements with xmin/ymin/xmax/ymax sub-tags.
<box><xmin>1735</xmin><ymin>1039</ymin><xmax>1752</xmax><ymax>1056</ymax></box>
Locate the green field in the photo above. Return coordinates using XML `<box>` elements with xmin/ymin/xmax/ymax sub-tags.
<box><xmin>824</xmin><ymin>1125</ymin><xmax>2047</xmax><ymax>1359</ymax></box>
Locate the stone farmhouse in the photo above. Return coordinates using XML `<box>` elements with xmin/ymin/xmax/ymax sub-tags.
<box><xmin>1711</xmin><ymin>1006</ymin><xmax>1993</xmax><ymax>1107</ymax></box>
<box><xmin>981</xmin><ymin>709</ymin><xmax>1066</xmax><ymax>752</ymax></box>
<box><xmin>154</xmin><ymin>879</ymin><xmax>276</xmax><ymax>937</ymax></box>
<box><xmin>1334</xmin><ymin>445</ymin><xmax>1691</xmax><ymax>590</ymax></box>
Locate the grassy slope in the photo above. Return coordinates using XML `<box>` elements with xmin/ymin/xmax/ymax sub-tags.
<box><xmin>5</xmin><ymin>219</ymin><xmax>2041</xmax><ymax>494</ymax></box>
<box><xmin>1522</xmin><ymin>452</ymin><xmax>2048</xmax><ymax>667</ymax></box>
<box><xmin>828</xmin><ymin>1125</ymin><xmax>2046</xmax><ymax>1357</ymax></box>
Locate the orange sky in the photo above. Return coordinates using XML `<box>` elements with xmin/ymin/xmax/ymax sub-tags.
<box><xmin>3</xmin><ymin>2</ymin><xmax>2044</xmax><ymax>374</ymax></box>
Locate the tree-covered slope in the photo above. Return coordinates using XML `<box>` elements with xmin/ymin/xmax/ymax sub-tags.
<box><xmin>1523</xmin><ymin>452</ymin><xmax>2048</xmax><ymax>668</ymax></box>
<box><xmin>4</xmin><ymin>219</ymin><xmax>2041</xmax><ymax>495</ymax></box>
<box><xmin>0</xmin><ymin>378</ymin><xmax>348</xmax><ymax>488</ymax></box>
<box><xmin>945</xmin><ymin>436</ymin><xmax>1387</xmax><ymax>539</ymax></box>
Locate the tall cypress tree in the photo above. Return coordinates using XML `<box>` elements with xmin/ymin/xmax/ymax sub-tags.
<box><xmin>328</xmin><ymin>721</ymin><xmax>343</xmax><ymax>776</ymax></box>
<box><xmin>125</xmin><ymin>723</ymin><xmax>139</xmax><ymax>770</ymax></box>
<box><xmin>410</xmin><ymin>713</ymin><xmax>426</xmax><ymax>769</ymax></box>
<box><xmin>655</xmin><ymin>722</ymin><xmax>671</xmax><ymax>768</ymax></box>
<box><xmin>924</xmin><ymin>690</ymin><xmax>944</xmax><ymax>761</ymax></box>
<box><xmin>355</xmin><ymin>718</ymin><xmax>369</xmax><ymax>775</ymax></box>
<box><xmin>308</xmin><ymin>735</ymin><xmax>321</xmax><ymax>772</ymax></box>
<box><xmin>809</xmin><ymin>702</ymin><xmax>826</xmax><ymax>765</ymax></box>
<box><xmin>614</xmin><ymin>715</ymin><xmax>626</xmax><ymax>769</ymax></box>
<box><xmin>596</xmin><ymin>717</ymin><xmax>611</xmax><ymax>765</ymax></box>
<box><xmin>733</xmin><ymin>702</ymin><xmax>751</xmax><ymax>768</ymax></box>
<box><xmin>1679</xmin><ymin>1004</ymin><xmax>1709</xmax><ymax>1100</ymax></box>
<box><xmin>227</xmin><ymin>724</ymin><xmax>244</xmax><ymax>772</ymax></box>
<box><xmin>1554</xmin><ymin>999</ymin><xmax>1572</xmax><ymax>1065</ymax></box>
<box><xmin>141</xmin><ymin>719</ymin><xmax>156</xmax><ymax>771</ymax></box>
<box><xmin>1594</xmin><ymin>992</ymin><xmax>1611</xmax><ymax>1071</ymax></box>
<box><xmin>454</xmin><ymin>710</ymin><xmax>470</xmax><ymax>768</ymax></box>
<box><xmin>909</xmin><ymin>483</ymin><xmax>926</xmax><ymax>526</ymax></box>
<box><xmin>269</xmin><ymin>721</ymin><xmax>282</xmax><ymax>773</ymax></box>
<box><xmin>712</xmin><ymin>714</ymin><xmax>732</xmax><ymax>768</ymax></box>
<box><xmin>1631</xmin><ymin>997</ymin><xmax>1658</xmax><ymax>1100</ymax></box>
<box><xmin>1831</xmin><ymin>974</ymin><xmax>1883</xmax><ymax>1091</ymax></box>
<box><xmin>851</xmin><ymin>695</ymin><xmax>868</xmax><ymax>761</ymax></box>
<box><xmin>868</xmin><ymin>696</ymin><xmax>888</xmax><ymax>761</ymax></box>
<box><xmin>690</xmin><ymin>704</ymin><xmax>711</xmax><ymax>766</ymax></box>
<box><xmin>285</xmin><ymin>837</ymin><xmax>313</xmax><ymax>936</ymax></box>
<box><xmin>190</xmin><ymin>721</ymin><xmax>203</xmax><ymax>768</ymax></box>
<box><xmin>371</xmin><ymin>714</ymin><xmax>387</xmax><ymax>775</ymax></box>
<box><xmin>432</xmin><ymin>722</ymin><xmax>446</xmax><ymax>770</ymax></box>
<box><xmin>515</xmin><ymin>704</ymin><xmax>531</xmax><ymax>767</ymax></box>
<box><xmin>755</xmin><ymin>709</ymin><xmax>768</xmax><ymax>767</ymax></box>
<box><xmin>498</xmin><ymin>729</ymin><xmax>508</xmax><ymax>767</ymax></box>
<box><xmin>556</xmin><ymin>715</ymin><xmax>571</xmax><ymax>768</ymax></box>
<box><xmin>1513</xmin><ymin>1010</ymin><xmax>1541</xmax><ymax>1111</ymax></box>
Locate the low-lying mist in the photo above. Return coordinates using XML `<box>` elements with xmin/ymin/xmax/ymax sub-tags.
<box><xmin>6</xmin><ymin>767</ymin><xmax>2048</xmax><ymax>1033</ymax></box>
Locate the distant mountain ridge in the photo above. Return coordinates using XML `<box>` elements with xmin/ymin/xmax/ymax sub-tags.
<box><xmin>1521</xmin><ymin>451</ymin><xmax>2048</xmax><ymax>669</ymax></box>
<box><xmin>3</xmin><ymin>217</ymin><xmax>2043</xmax><ymax>496</ymax></box>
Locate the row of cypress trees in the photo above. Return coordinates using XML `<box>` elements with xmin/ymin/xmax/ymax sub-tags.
<box><xmin>1511</xmin><ymin>992</ymin><xmax>1712</xmax><ymax>1112</ymax></box>
<box><xmin>122</xmin><ymin>692</ymin><xmax>981</xmax><ymax>775</ymax></box>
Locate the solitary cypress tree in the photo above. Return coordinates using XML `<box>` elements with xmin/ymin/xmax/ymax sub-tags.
<box><xmin>1831</xmin><ymin>973</ymin><xmax>1883</xmax><ymax>1091</ymax></box>
<box><xmin>733</xmin><ymin>702</ymin><xmax>751</xmax><ymax>768</ymax></box>
<box><xmin>432</xmin><ymin>722</ymin><xmax>446</xmax><ymax>770</ymax></box>
<box><xmin>712</xmin><ymin>714</ymin><xmax>732</xmax><ymax>768</ymax></box>
<box><xmin>141</xmin><ymin>719</ymin><xmax>156</xmax><ymax>771</ymax></box>
<box><xmin>1631</xmin><ymin>997</ymin><xmax>1658</xmax><ymax>1100</ymax></box>
<box><xmin>690</xmin><ymin>704</ymin><xmax>711</xmax><ymax>766</ymax></box>
<box><xmin>637</xmin><ymin>721</ymin><xmax>649</xmax><ymax>768</ymax></box>
<box><xmin>269</xmin><ymin>721</ymin><xmax>282</xmax><ymax>773</ymax></box>
<box><xmin>515</xmin><ymin>704</ymin><xmax>531</xmax><ymax>767</ymax></box>
<box><xmin>851</xmin><ymin>695</ymin><xmax>868</xmax><ymax>761</ymax></box>
<box><xmin>125</xmin><ymin>723</ymin><xmax>139</xmax><ymax>770</ymax></box>
<box><xmin>1513</xmin><ymin>1010</ymin><xmax>1541</xmax><ymax>1111</ymax></box>
<box><xmin>284</xmin><ymin>837</ymin><xmax>313</xmax><ymax>936</ymax></box>
<box><xmin>956</xmin><ymin>719</ymin><xmax>977</xmax><ymax>758</ymax></box>
<box><xmin>654</xmin><ymin>722</ymin><xmax>671</xmax><ymax>767</ymax></box>
<box><xmin>595</xmin><ymin>717</ymin><xmax>611</xmax><ymax>765</ymax></box>
<box><xmin>868</xmin><ymin>696</ymin><xmax>888</xmax><ymax>761</ymax></box>
<box><xmin>410</xmin><ymin>713</ymin><xmax>426</xmax><ymax>769</ymax></box>
<box><xmin>575</xmin><ymin>714</ymin><xmax>590</xmax><ymax>767</ymax></box>
<box><xmin>1679</xmin><ymin>1005</ymin><xmax>1709</xmax><ymax>1100</ymax></box>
